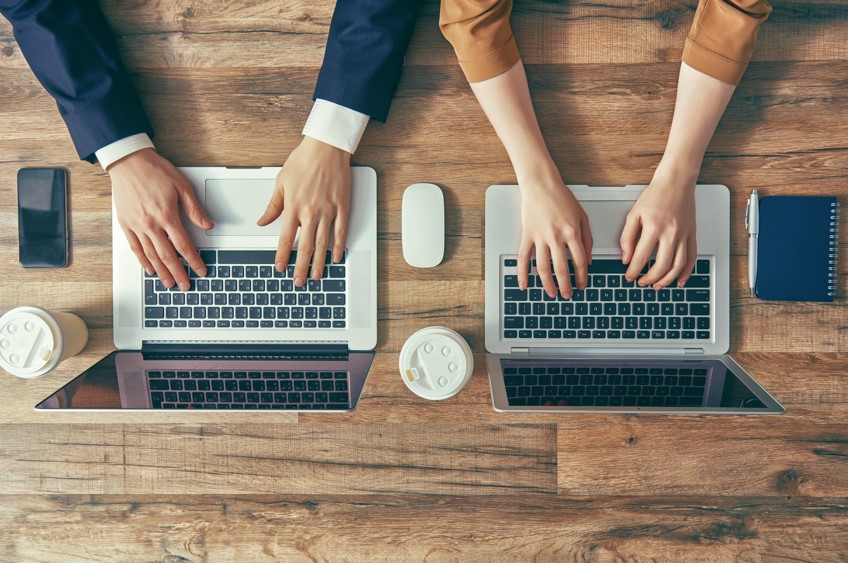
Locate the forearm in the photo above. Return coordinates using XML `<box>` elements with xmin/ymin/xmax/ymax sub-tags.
<box><xmin>313</xmin><ymin>0</ymin><xmax>424</xmax><ymax>122</ymax></box>
<box><xmin>0</xmin><ymin>0</ymin><xmax>152</xmax><ymax>161</ymax></box>
<box><xmin>470</xmin><ymin>60</ymin><xmax>556</xmax><ymax>183</ymax></box>
<box><xmin>657</xmin><ymin>62</ymin><xmax>736</xmax><ymax>181</ymax></box>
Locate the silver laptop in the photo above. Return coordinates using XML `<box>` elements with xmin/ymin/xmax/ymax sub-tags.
<box><xmin>37</xmin><ymin>167</ymin><xmax>377</xmax><ymax>412</ymax></box>
<box><xmin>484</xmin><ymin>184</ymin><xmax>784</xmax><ymax>414</ymax></box>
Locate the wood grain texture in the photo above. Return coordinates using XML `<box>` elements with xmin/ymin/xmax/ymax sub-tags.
<box><xmin>0</xmin><ymin>423</ymin><xmax>556</xmax><ymax>495</ymax></box>
<box><xmin>0</xmin><ymin>0</ymin><xmax>846</xmax><ymax>559</ymax></box>
<box><xmin>1</xmin><ymin>495</ymin><xmax>847</xmax><ymax>562</ymax></box>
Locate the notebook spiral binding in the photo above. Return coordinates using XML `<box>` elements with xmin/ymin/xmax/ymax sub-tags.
<box><xmin>828</xmin><ymin>201</ymin><xmax>840</xmax><ymax>297</ymax></box>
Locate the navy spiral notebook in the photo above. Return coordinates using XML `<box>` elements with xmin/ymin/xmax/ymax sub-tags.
<box><xmin>755</xmin><ymin>196</ymin><xmax>839</xmax><ymax>302</ymax></box>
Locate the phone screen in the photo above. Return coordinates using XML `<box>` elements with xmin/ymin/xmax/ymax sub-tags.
<box><xmin>17</xmin><ymin>168</ymin><xmax>68</xmax><ymax>268</ymax></box>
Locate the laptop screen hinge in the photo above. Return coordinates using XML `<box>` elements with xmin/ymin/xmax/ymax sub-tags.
<box><xmin>685</xmin><ymin>348</ymin><xmax>705</xmax><ymax>355</ymax></box>
<box><xmin>510</xmin><ymin>347</ymin><xmax>530</xmax><ymax>354</ymax></box>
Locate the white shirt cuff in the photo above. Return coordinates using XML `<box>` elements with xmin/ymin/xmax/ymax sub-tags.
<box><xmin>302</xmin><ymin>99</ymin><xmax>370</xmax><ymax>154</ymax></box>
<box><xmin>95</xmin><ymin>133</ymin><xmax>155</xmax><ymax>170</ymax></box>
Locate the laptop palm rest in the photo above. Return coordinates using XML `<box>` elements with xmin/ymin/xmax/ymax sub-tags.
<box><xmin>205</xmin><ymin>179</ymin><xmax>281</xmax><ymax>236</ymax></box>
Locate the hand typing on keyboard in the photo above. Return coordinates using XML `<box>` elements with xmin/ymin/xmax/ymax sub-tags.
<box><xmin>258</xmin><ymin>137</ymin><xmax>351</xmax><ymax>287</ymax></box>
<box><xmin>518</xmin><ymin>172</ymin><xmax>593</xmax><ymax>299</ymax></box>
<box><xmin>621</xmin><ymin>178</ymin><xmax>697</xmax><ymax>290</ymax></box>
<box><xmin>111</xmin><ymin>149</ymin><xmax>213</xmax><ymax>291</ymax></box>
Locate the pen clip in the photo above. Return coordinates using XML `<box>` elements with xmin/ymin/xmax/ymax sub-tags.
<box><xmin>745</xmin><ymin>198</ymin><xmax>750</xmax><ymax>230</ymax></box>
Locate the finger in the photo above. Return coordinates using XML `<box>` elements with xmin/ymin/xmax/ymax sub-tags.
<box><xmin>620</xmin><ymin>212</ymin><xmax>641</xmax><ymax>265</ymax></box>
<box><xmin>626</xmin><ymin>229</ymin><xmax>657</xmax><ymax>282</ymax></box>
<box><xmin>258</xmin><ymin>182</ymin><xmax>284</xmax><ymax>226</ymax></box>
<box><xmin>123</xmin><ymin>228</ymin><xmax>154</xmax><ymax>276</ymax></box>
<box><xmin>517</xmin><ymin>236</ymin><xmax>533</xmax><ymax>290</ymax></box>
<box><xmin>138</xmin><ymin>233</ymin><xmax>174</xmax><ymax>288</ymax></box>
<box><xmin>551</xmin><ymin>242</ymin><xmax>573</xmax><ymax>298</ymax></box>
<box><xmin>165</xmin><ymin>221</ymin><xmax>207</xmax><ymax>278</ymax></box>
<box><xmin>655</xmin><ymin>239</ymin><xmax>688</xmax><ymax>290</ymax></box>
<box><xmin>151</xmin><ymin>230</ymin><xmax>190</xmax><ymax>291</ymax></box>
<box><xmin>581</xmin><ymin>214</ymin><xmax>594</xmax><ymax>265</ymax></box>
<box><xmin>535</xmin><ymin>244</ymin><xmax>556</xmax><ymax>298</ymax></box>
<box><xmin>331</xmin><ymin>208</ymin><xmax>348</xmax><ymax>264</ymax></box>
<box><xmin>178</xmin><ymin>181</ymin><xmax>213</xmax><ymax>230</ymax></box>
<box><xmin>641</xmin><ymin>236</ymin><xmax>675</xmax><ymax>287</ymax></box>
<box><xmin>311</xmin><ymin>219</ymin><xmax>331</xmax><ymax>280</ymax></box>
<box><xmin>293</xmin><ymin>219</ymin><xmax>316</xmax><ymax>287</ymax></box>
<box><xmin>566</xmin><ymin>230</ymin><xmax>589</xmax><ymax>290</ymax></box>
<box><xmin>678</xmin><ymin>236</ymin><xmax>698</xmax><ymax>287</ymax></box>
<box><xmin>275</xmin><ymin>214</ymin><xmax>299</xmax><ymax>274</ymax></box>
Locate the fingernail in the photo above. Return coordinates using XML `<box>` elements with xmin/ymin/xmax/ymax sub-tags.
<box><xmin>294</xmin><ymin>276</ymin><xmax>305</xmax><ymax>287</ymax></box>
<box><xmin>333</xmin><ymin>252</ymin><xmax>341</xmax><ymax>264</ymax></box>
<box><xmin>312</xmin><ymin>270</ymin><xmax>321</xmax><ymax>280</ymax></box>
<box><xmin>198</xmin><ymin>268</ymin><xmax>207</xmax><ymax>278</ymax></box>
<box><xmin>179</xmin><ymin>282</ymin><xmax>189</xmax><ymax>292</ymax></box>
<box><xmin>163</xmin><ymin>279</ymin><xmax>174</xmax><ymax>288</ymax></box>
<box><xmin>275</xmin><ymin>262</ymin><xmax>284</xmax><ymax>272</ymax></box>
<box><xmin>145</xmin><ymin>267</ymin><xmax>154</xmax><ymax>276</ymax></box>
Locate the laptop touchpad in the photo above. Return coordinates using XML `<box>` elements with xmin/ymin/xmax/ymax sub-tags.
<box><xmin>581</xmin><ymin>200</ymin><xmax>633</xmax><ymax>250</ymax></box>
<box><xmin>205</xmin><ymin>179</ymin><xmax>282</xmax><ymax>236</ymax></box>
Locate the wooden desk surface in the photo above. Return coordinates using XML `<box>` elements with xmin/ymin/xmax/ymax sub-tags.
<box><xmin>1</xmin><ymin>1</ymin><xmax>847</xmax><ymax>560</ymax></box>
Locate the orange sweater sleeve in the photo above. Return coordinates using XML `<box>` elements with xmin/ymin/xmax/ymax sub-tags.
<box><xmin>683</xmin><ymin>0</ymin><xmax>772</xmax><ymax>85</ymax></box>
<box><xmin>439</xmin><ymin>0</ymin><xmax>520</xmax><ymax>83</ymax></box>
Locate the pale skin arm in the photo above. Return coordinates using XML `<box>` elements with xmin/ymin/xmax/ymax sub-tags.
<box><xmin>471</xmin><ymin>60</ymin><xmax>592</xmax><ymax>298</ymax></box>
<box><xmin>110</xmin><ymin>148</ymin><xmax>213</xmax><ymax>291</ymax></box>
<box><xmin>622</xmin><ymin>62</ymin><xmax>735</xmax><ymax>289</ymax></box>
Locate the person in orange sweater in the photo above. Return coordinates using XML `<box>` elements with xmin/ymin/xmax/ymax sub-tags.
<box><xmin>441</xmin><ymin>0</ymin><xmax>771</xmax><ymax>297</ymax></box>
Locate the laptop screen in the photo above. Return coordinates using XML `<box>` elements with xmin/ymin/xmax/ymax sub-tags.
<box><xmin>493</xmin><ymin>357</ymin><xmax>783</xmax><ymax>413</ymax></box>
<box><xmin>36</xmin><ymin>349</ymin><xmax>374</xmax><ymax>411</ymax></box>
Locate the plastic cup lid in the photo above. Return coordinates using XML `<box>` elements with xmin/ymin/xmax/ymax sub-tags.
<box><xmin>399</xmin><ymin>327</ymin><xmax>473</xmax><ymax>400</ymax></box>
<box><xmin>0</xmin><ymin>308</ymin><xmax>58</xmax><ymax>378</ymax></box>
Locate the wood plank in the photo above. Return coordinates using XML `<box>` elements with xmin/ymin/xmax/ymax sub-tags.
<box><xmin>0</xmin><ymin>423</ymin><xmax>556</xmax><ymax>495</ymax></box>
<box><xmin>4</xmin><ymin>1</ymin><xmax>843</xmax><ymax>69</ymax></box>
<box><xmin>557</xmin><ymin>414</ymin><xmax>848</xmax><ymax>497</ymax></box>
<box><xmin>1</xmin><ymin>495</ymin><xmax>847</xmax><ymax>562</ymax></box>
<box><xmin>1</xmin><ymin>61</ymin><xmax>845</xmax><ymax>183</ymax></box>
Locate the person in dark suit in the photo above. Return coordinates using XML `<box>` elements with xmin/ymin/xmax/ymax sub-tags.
<box><xmin>3</xmin><ymin>0</ymin><xmax>426</xmax><ymax>289</ymax></box>
<box><xmin>1</xmin><ymin>0</ymin><xmax>214</xmax><ymax>291</ymax></box>
<box><xmin>258</xmin><ymin>0</ymin><xmax>424</xmax><ymax>286</ymax></box>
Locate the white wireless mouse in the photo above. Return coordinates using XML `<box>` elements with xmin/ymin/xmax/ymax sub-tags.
<box><xmin>402</xmin><ymin>183</ymin><xmax>444</xmax><ymax>268</ymax></box>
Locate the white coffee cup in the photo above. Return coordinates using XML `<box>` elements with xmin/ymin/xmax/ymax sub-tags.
<box><xmin>0</xmin><ymin>306</ymin><xmax>89</xmax><ymax>379</ymax></box>
<box><xmin>399</xmin><ymin>326</ymin><xmax>473</xmax><ymax>400</ymax></box>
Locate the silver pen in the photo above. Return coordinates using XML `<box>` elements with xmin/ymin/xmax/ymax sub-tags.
<box><xmin>746</xmin><ymin>189</ymin><xmax>759</xmax><ymax>297</ymax></box>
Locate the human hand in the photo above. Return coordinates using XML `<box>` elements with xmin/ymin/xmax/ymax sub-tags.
<box><xmin>620</xmin><ymin>169</ymin><xmax>697</xmax><ymax>290</ymax></box>
<box><xmin>258</xmin><ymin>137</ymin><xmax>351</xmax><ymax>287</ymax></box>
<box><xmin>518</xmin><ymin>168</ymin><xmax>593</xmax><ymax>298</ymax></box>
<box><xmin>110</xmin><ymin>148</ymin><xmax>212</xmax><ymax>291</ymax></box>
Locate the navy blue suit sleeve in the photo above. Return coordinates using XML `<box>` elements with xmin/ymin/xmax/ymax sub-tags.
<box><xmin>314</xmin><ymin>0</ymin><xmax>424</xmax><ymax>122</ymax></box>
<box><xmin>1</xmin><ymin>0</ymin><xmax>153</xmax><ymax>162</ymax></box>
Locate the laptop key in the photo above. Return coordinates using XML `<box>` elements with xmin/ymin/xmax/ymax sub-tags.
<box><xmin>218</xmin><ymin>250</ymin><xmax>276</xmax><ymax>265</ymax></box>
<box><xmin>145</xmin><ymin>307</ymin><xmax>164</xmax><ymax>319</ymax></box>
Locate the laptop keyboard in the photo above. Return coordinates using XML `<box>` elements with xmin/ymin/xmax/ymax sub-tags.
<box><xmin>502</xmin><ymin>257</ymin><xmax>712</xmax><ymax>342</ymax></box>
<box><xmin>503</xmin><ymin>364</ymin><xmax>709</xmax><ymax>407</ymax></box>
<box><xmin>144</xmin><ymin>250</ymin><xmax>347</xmax><ymax>330</ymax></box>
<box><xmin>147</xmin><ymin>370</ymin><xmax>351</xmax><ymax>409</ymax></box>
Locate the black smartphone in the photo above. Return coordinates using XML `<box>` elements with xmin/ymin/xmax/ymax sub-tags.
<box><xmin>17</xmin><ymin>167</ymin><xmax>69</xmax><ymax>268</ymax></box>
